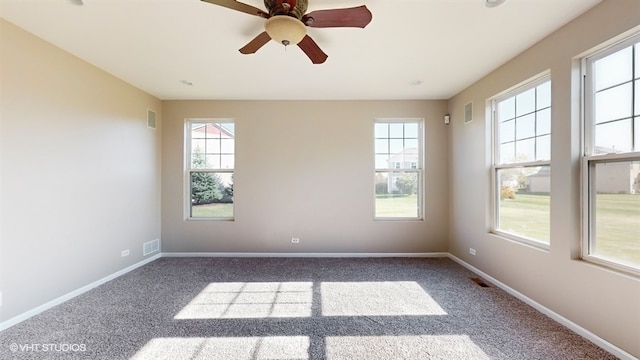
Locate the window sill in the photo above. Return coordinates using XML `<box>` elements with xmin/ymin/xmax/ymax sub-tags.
<box><xmin>489</xmin><ymin>230</ymin><xmax>551</xmax><ymax>252</ymax></box>
<box><xmin>581</xmin><ymin>255</ymin><xmax>640</xmax><ymax>278</ymax></box>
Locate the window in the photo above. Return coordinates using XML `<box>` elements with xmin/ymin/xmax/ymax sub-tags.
<box><xmin>491</xmin><ymin>75</ymin><xmax>552</xmax><ymax>246</ymax></box>
<box><xmin>186</xmin><ymin>120</ymin><xmax>235</xmax><ymax>219</ymax></box>
<box><xmin>374</xmin><ymin>120</ymin><xmax>423</xmax><ymax>219</ymax></box>
<box><xmin>582</xmin><ymin>33</ymin><xmax>640</xmax><ymax>273</ymax></box>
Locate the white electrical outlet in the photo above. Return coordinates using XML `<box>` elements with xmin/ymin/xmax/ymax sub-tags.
<box><xmin>291</xmin><ymin>237</ymin><xmax>300</xmax><ymax>244</ymax></box>
<box><xmin>469</xmin><ymin>248</ymin><xmax>476</xmax><ymax>256</ymax></box>
<box><xmin>0</xmin><ymin>292</ymin><xmax>3</xmax><ymax>307</ymax></box>
<box><xmin>121</xmin><ymin>249</ymin><xmax>130</xmax><ymax>257</ymax></box>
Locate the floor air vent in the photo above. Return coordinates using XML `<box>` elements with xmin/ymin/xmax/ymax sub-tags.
<box><xmin>143</xmin><ymin>239</ymin><xmax>159</xmax><ymax>256</ymax></box>
<box><xmin>470</xmin><ymin>277</ymin><xmax>490</xmax><ymax>287</ymax></box>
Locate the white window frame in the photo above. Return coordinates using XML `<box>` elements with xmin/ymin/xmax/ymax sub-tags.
<box><xmin>581</xmin><ymin>32</ymin><xmax>640</xmax><ymax>275</ymax></box>
<box><xmin>490</xmin><ymin>73</ymin><xmax>552</xmax><ymax>249</ymax></box>
<box><xmin>185</xmin><ymin>119</ymin><xmax>235</xmax><ymax>221</ymax></box>
<box><xmin>374</xmin><ymin>119</ymin><xmax>424</xmax><ymax>221</ymax></box>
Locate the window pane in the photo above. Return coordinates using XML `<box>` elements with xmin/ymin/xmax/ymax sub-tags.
<box><xmin>536</xmin><ymin>108</ymin><xmax>551</xmax><ymax>136</ymax></box>
<box><xmin>192</xmin><ymin>148</ymin><xmax>208</xmax><ymax>169</ymax></box>
<box><xmin>190</xmin><ymin>172</ymin><xmax>234</xmax><ymax>218</ymax></box>
<box><xmin>500</xmin><ymin>120</ymin><xmax>515</xmax><ymax>143</ymax></box>
<box><xmin>390</xmin><ymin>148</ymin><xmax>418</xmax><ymax>169</ymax></box>
<box><xmin>389</xmin><ymin>139</ymin><xmax>404</xmax><ymax>153</ymax></box>
<box><xmin>536</xmin><ymin>81</ymin><xmax>551</xmax><ymax>109</ymax></box>
<box><xmin>220</xmin><ymin>122</ymin><xmax>235</xmax><ymax>135</ymax></box>
<box><xmin>595</xmin><ymin>119</ymin><xmax>632</xmax><ymax>153</ymax></box>
<box><xmin>375</xmin><ymin>172</ymin><xmax>419</xmax><ymax>218</ymax></box>
<box><xmin>389</xmin><ymin>123</ymin><xmax>404</xmax><ymax>138</ymax></box>
<box><xmin>498</xmin><ymin>97</ymin><xmax>516</xmax><ymax>121</ymax></box>
<box><xmin>404</xmin><ymin>123</ymin><xmax>418</xmax><ymax>138</ymax></box>
<box><xmin>221</xmin><ymin>139</ymin><xmax>234</xmax><ymax>154</ymax></box>
<box><xmin>192</xmin><ymin>139</ymin><xmax>205</xmax><ymax>153</ymax></box>
<box><xmin>633</xmin><ymin>117</ymin><xmax>640</xmax><ymax>151</ymax></box>
<box><xmin>374</xmin><ymin>123</ymin><xmax>388</xmax><ymax>138</ymax></box>
<box><xmin>636</xmin><ymin>44</ymin><xmax>640</xmax><ymax>78</ymax></box>
<box><xmin>515</xmin><ymin>138</ymin><xmax>535</xmax><ymax>162</ymax></box>
<box><xmin>595</xmin><ymin>83</ymin><xmax>632</xmax><ymax>124</ymax></box>
<box><xmin>515</xmin><ymin>113</ymin><xmax>535</xmax><ymax>140</ymax></box>
<box><xmin>206</xmin><ymin>154</ymin><xmax>220</xmax><ymax>169</ymax></box>
<box><xmin>375</xmin><ymin>154</ymin><xmax>389</xmax><ymax>169</ymax></box>
<box><xmin>204</xmin><ymin>123</ymin><xmax>221</xmax><ymax>138</ymax></box>
<box><xmin>500</xmin><ymin>143</ymin><xmax>515</xmax><ymax>164</ymax></box>
<box><xmin>591</xmin><ymin>161</ymin><xmax>640</xmax><ymax>269</ymax></box>
<box><xmin>497</xmin><ymin>166</ymin><xmax>550</xmax><ymax>243</ymax></box>
<box><xmin>405</xmin><ymin>138</ymin><xmax>418</xmax><ymax>149</ymax></box>
<box><xmin>191</xmin><ymin>123</ymin><xmax>207</xmax><ymax>139</ymax></box>
<box><xmin>635</xmin><ymin>81</ymin><xmax>640</xmax><ymax>116</ymax></box>
<box><xmin>516</xmin><ymin>88</ymin><xmax>536</xmax><ymax>116</ymax></box>
<box><xmin>220</xmin><ymin>155</ymin><xmax>234</xmax><ymax>169</ymax></box>
<box><xmin>206</xmin><ymin>139</ymin><xmax>220</xmax><ymax>153</ymax></box>
<box><xmin>375</xmin><ymin>139</ymin><xmax>388</xmax><ymax>154</ymax></box>
<box><xmin>594</xmin><ymin>46</ymin><xmax>632</xmax><ymax>91</ymax></box>
<box><xmin>536</xmin><ymin>135</ymin><xmax>551</xmax><ymax>161</ymax></box>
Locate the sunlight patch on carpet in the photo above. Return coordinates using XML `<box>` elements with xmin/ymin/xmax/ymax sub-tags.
<box><xmin>325</xmin><ymin>335</ymin><xmax>489</xmax><ymax>359</ymax></box>
<box><xmin>174</xmin><ymin>282</ymin><xmax>313</xmax><ymax>319</ymax></box>
<box><xmin>131</xmin><ymin>336</ymin><xmax>309</xmax><ymax>360</ymax></box>
<box><xmin>321</xmin><ymin>281</ymin><xmax>447</xmax><ymax>316</ymax></box>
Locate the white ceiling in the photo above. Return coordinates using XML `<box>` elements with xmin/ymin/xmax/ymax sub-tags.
<box><xmin>0</xmin><ymin>0</ymin><xmax>600</xmax><ymax>100</ymax></box>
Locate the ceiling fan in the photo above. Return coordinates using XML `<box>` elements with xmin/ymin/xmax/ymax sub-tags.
<box><xmin>201</xmin><ymin>0</ymin><xmax>373</xmax><ymax>64</ymax></box>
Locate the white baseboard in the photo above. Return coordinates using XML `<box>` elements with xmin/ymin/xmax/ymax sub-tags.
<box><xmin>0</xmin><ymin>254</ymin><xmax>161</xmax><ymax>332</ymax></box>
<box><xmin>447</xmin><ymin>254</ymin><xmax>637</xmax><ymax>360</ymax></box>
<box><xmin>161</xmin><ymin>252</ymin><xmax>450</xmax><ymax>258</ymax></box>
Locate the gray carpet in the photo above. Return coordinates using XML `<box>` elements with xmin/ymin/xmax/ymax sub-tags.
<box><xmin>0</xmin><ymin>257</ymin><xmax>617</xmax><ymax>359</ymax></box>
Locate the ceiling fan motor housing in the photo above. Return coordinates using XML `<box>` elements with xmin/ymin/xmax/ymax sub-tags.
<box><xmin>264</xmin><ymin>0</ymin><xmax>307</xmax><ymax>18</ymax></box>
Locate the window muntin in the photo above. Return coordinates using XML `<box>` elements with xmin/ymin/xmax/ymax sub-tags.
<box><xmin>583</xmin><ymin>34</ymin><xmax>640</xmax><ymax>273</ymax></box>
<box><xmin>374</xmin><ymin>120</ymin><xmax>423</xmax><ymax>220</ymax></box>
<box><xmin>186</xmin><ymin>121</ymin><xmax>235</xmax><ymax>219</ymax></box>
<box><xmin>492</xmin><ymin>76</ymin><xmax>551</xmax><ymax>246</ymax></box>
<box><xmin>497</xmin><ymin>80</ymin><xmax>551</xmax><ymax>164</ymax></box>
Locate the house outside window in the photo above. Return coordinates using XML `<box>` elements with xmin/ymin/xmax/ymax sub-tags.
<box><xmin>582</xmin><ymin>33</ymin><xmax>640</xmax><ymax>274</ymax></box>
<box><xmin>491</xmin><ymin>74</ymin><xmax>552</xmax><ymax>247</ymax></box>
<box><xmin>186</xmin><ymin>120</ymin><xmax>235</xmax><ymax>220</ymax></box>
<box><xmin>374</xmin><ymin>119</ymin><xmax>423</xmax><ymax>220</ymax></box>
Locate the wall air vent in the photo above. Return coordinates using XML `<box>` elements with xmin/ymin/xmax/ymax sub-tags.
<box><xmin>147</xmin><ymin>109</ymin><xmax>157</xmax><ymax>129</ymax></box>
<box><xmin>464</xmin><ymin>102</ymin><xmax>473</xmax><ymax>124</ymax></box>
<box><xmin>143</xmin><ymin>239</ymin><xmax>159</xmax><ymax>256</ymax></box>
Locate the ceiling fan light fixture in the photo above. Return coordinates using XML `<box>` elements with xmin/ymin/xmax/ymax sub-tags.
<box><xmin>264</xmin><ymin>16</ymin><xmax>307</xmax><ymax>46</ymax></box>
<box><xmin>484</xmin><ymin>0</ymin><xmax>506</xmax><ymax>8</ymax></box>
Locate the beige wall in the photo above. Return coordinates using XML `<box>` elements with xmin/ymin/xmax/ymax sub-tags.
<box><xmin>448</xmin><ymin>0</ymin><xmax>640</xmax><ymax>357</ymax></box>
<box><xmin>162</xmin><ymin>100</ymin><xmax>449</xmax><ymax>253</ymax></box>
<box><xmin>2</xmin><ymin>0</ymin><xmax>639</xmax><ymax>357</ymax></box>
<box><xmin>0</xmin><ymin>20</ymin><xmax>162</xmax><ymax>321</ymax></box>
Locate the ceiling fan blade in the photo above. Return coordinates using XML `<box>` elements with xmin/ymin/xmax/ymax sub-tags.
<box><xmin>303</xmin><ymin>5</ymin><xmax>372</xmax><ymax>28</ymax></box>
<box><xmin>297</xmin><ymin>35</ymin><xmax>328</xmax><ymax>64</ymax></box>
<box><xmin>201</xmin><ymin>0</ymin><xmax>268</xmax><ymax>18</ymax></box>
<box><xmin>239</xmin><ymin>32</ymin><xmax>272</xmax><ymax>54</ymax></box>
